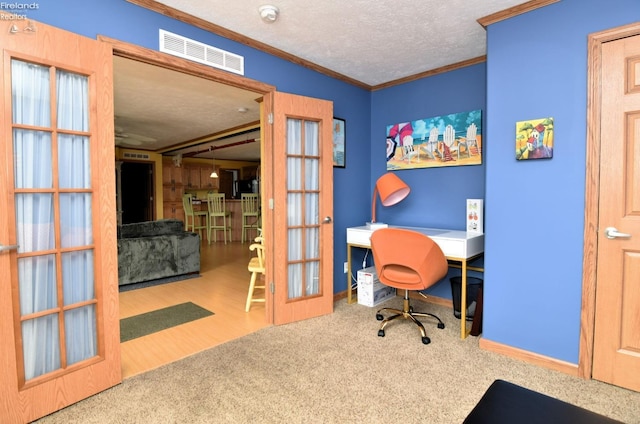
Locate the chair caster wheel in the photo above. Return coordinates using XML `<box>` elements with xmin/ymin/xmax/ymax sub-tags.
<box><xmin>378</xmin><ymin>329</ymin><xmax>385</xmax><ymax>337</ymax></box>
<box><xmin>422</xmin><ymin>336</ymin><xmax>431</xmax><ymax>345</ymax></box>
<box><xmin>376</xmin><ymin>314</ymin><xmax>383</xmax><ymax>321</ymax></box>
<box><xmin>437</xmin><ymin>323</ymin><xmax>445</xmax><ymax>329</ymax></box>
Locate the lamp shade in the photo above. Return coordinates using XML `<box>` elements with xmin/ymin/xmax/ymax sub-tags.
<box><xmin>371</xmin><ymin>173</ymin><xmax>410</xmax><ymax>223</ymax></box>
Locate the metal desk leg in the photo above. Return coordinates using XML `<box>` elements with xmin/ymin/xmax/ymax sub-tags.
<box><xmin>460</xmin><ymin>259</ymin><xmax>470</xmax><ymax>339</ymax></box>
<box><xmin>346</xmin><ymin>244</ymin><xmax>356</xmax><ymax>304</ymax></box>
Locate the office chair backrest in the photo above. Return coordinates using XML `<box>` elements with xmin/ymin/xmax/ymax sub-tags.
<box><xmin>370</xmin><ymin>228</ymin><xmax>448</xmax><ymax>291</ymax></box>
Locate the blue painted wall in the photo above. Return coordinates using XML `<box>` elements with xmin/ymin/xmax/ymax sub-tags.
<box><xmin>370</xmin><ymin>65</ymin><xmax>487</xmax><ymax>229</ymax></box>
<box><xmin>370</xmin><ymin>64</ymin><xmax>487</xmax><ymax>299</ymax></box>
<box><xmin>484</xmin><ymin>0</ymin><xmax>640</xmax><ymax>363</ymax></box>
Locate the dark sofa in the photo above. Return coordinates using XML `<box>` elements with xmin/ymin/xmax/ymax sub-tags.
<box><xmin>464</xmin><ymin>380</ymin><xmax>622</xmax><ymax>423</ymax></box>
<box><xmin>117</xmin><ymin>219</ymin><xmax>200</xmax><ymax>287</ymax></box>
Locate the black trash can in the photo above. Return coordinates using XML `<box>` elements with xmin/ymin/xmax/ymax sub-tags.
<box><xmin>450</xmin><ymin>276</ymin><xmax>483</xmax><ymax>320</ymax></box>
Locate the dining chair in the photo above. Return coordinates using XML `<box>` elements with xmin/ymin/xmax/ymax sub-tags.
<box><xmin>241</xmin><ymin>193</ymin><xmax>260</xmax><ymax>243</ymax></box>
<box><xmin>182</xmin><ymin>194</ymin><xmax>208</xmax><ymax>241</ymax></box>
<box><xmin>206</xmin><ymin>192</ymin><xmax>232</xmax><ymax>244</ymax></box>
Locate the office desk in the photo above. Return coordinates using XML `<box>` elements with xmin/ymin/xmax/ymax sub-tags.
<box><xmin>346</xmin><ymin>225</ymin><xmax>484</xmax><ymax>339</ymax></box>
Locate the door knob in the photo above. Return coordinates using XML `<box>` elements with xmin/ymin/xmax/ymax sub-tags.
<box><xmin>604</xmin><ymin>227</ymin><xmax>631</xmax><ymax>240</ymax></box>
<box><xmin>0</xmin><ymin>243</ymin><xmax>19</xmax><ymax>252</ymax></box>
<box><xmin>323</xmin><ymin>216</ymin><xmax>332</xmax><ymax>223</ymax></box>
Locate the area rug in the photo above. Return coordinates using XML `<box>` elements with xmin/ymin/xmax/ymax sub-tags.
<box><xmin>120</xmin><ymin>302</ymin><xmax>214</xmax><ymax>342</ymax></box>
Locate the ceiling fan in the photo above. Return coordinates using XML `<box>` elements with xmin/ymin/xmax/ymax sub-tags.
<box><xmin>114</xmin><ymin>117</ymin><xmax>157</xmax><ymax>147</ymax></box>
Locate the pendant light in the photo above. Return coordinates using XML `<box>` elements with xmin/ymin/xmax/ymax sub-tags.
<box><xmin>210</xmin><ymin>146</ymin><xmax>218</xmax><ymax>178</ymax></box>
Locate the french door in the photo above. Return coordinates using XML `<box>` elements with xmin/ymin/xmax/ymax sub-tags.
<box><xmin>0</xmin><ymin>21</ymin><xmax>121</xmax><ymax>423</ymax></box>
<box><xmin>263</xmin><ymin>92</ymin><xmax>334</xmax><ymax>324</ymax></box>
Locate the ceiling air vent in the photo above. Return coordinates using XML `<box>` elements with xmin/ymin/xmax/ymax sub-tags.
<box><xmin>159</xmin><ymin>29</ymin><xmax>244</xmax><ymax>75</ymax></box>
<box><xmin>122</xmin><ymin>152</ymin><xmax>151</xmax><ymax>160</ymax></box>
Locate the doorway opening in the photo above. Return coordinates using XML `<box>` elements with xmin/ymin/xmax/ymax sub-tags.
<box><xmin>106</xmin><ymin>38</ymin><xmax>277</xmax><ymax>375</ymax></box>
<box><xmin>121</xmin><ymin>161</ymin><xmax>154</xmax><ymax>224</ymax></box>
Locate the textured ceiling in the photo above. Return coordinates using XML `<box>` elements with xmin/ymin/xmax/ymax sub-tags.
<box><xmin>116</xmin><ymin>0</ymin><xmax>532</xmax><ymax>160</ymax></box>
<box><xmin>156</xmin><ymin>0</ymin><xmax>530</xmax><ymax>86</ymax></box>
<box><xmin>114</xmin><ymin>55</ymin><xmax>262</xmax><ymax>161</ymax></box>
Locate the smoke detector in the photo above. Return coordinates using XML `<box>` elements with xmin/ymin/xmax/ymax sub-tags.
<box><xmin>259</xmin><ymin>5</ymin><xmax>279</xmax><ymax>23</ymax></box>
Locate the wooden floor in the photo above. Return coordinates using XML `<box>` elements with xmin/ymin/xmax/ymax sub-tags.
<box><xmin>119</xmin><ymin>239</ymin><xmax>269</xmax><ymax>379</ymax></box>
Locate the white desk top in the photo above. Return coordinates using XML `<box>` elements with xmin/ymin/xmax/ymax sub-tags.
<box><xmin>346</xmin><ymin>225</ymin><xmax>484</xmax><ymax>260</ymax></box>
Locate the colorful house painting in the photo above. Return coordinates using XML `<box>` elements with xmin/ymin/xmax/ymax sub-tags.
<box><xmin>386</xmin><ymin>109</ymin><xmax>482</xmax><ymax>170</ymax></box>
<box><xmin>515</xmin><ymin>117</ymin><xmax>554</xmax><ymax>160</ymax></box>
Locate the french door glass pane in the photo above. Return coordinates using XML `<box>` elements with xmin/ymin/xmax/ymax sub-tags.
<box><xmin>13</xmin><ymin>130</ymin><xmax>53</xmax><ymax>189</ymax></box>
<box><xmin>287</xmin><ymin>193</ymin><xmax>302</xmax><ymax>226</ymax></box>
<box><xmin>305</xmin><ymin>193</ymin><xmax>318</xmax><ymax>225</ymax></box>
<box><xmin>306</xmin><ymin>226</ymin><xmax>319</xmax><ymax>296</ymax></box>
<box><xmin>288</xmin><ymin>263</ymin><xmax>302</xmax><ymax>298</ymax></box>
<box><xmin>305</xmin><ymin>158</ymin><xmax>318</xmax><ymax>189</ymax></box>
<box><xmin>306</xmin><ymin>261</ymin><xmax>319</xmax><ymax>295</ymax></box>
<box><xmin>22</xmin><ymin>315</ymin><xmax>61</xmax><ymax>380</ymax></box>
<box><xmin>11</xmin><ymin>60</ymin><xmax>51</xmax><ymax>127</ymax></box>
<box><xmin>287</xmin><ymin>158</ymin><xmax>302</xmax><ymax>190</ymax></box>
<box><xmin>288</xmin><ymin>119</ymin><xmax>302</xmax><ymax>155</ymax></box>
<box><xmin>58</xmin><ymin>134</ymin><xmax>91</xmax><ymax>188</ymax></box>
<box><xmin>62</xmin><ymin>251</ymin><xmax>95</xmax><ymax>305</ymax></box>
<box><xmin>304</xmin><ymin>121</ymin><xmax>318</xmax><ymax>155</ymax></box>
<box><xmin>288</xmin><ymin>228</ymin><xmax>302</xmax><ymax>261</ymax></box>
<box><xmin>64</xmin><ymin>305</ymin><xmax>97</xmax><ymax>365</ymax></box>
<box><xmin>59</xmin><ymin>193</ymin><xmax>93</xmax><ymax>248</ymax></box>
<box><xmin>56</xmin><ymin>70</ymin><xmax>88</xmax><ymax>132</ymax></box>
<box><xmin>306</xmin><ymin>227</ymin><xmax>319</xmax><ymax>258</ymax></box>
<box><xmin>18</xmin><ymin>255</ymin><xmax>57</xmax><ymax>315</ymax></box>
<box><xmin>15</xmin><ymin>193</ymin><xmax>54</xmax><ymax>254</ymax></box>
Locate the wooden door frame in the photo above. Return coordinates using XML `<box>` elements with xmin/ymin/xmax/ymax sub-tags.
<box><xmin>98</xmin><ymin>36</ymin><xmax>277</xmax><ymax>324</ymax></box>
<box><xmin>580</xmin><ymin>21</ymin><xmax>640</xmax><ymax>379</ymax></box>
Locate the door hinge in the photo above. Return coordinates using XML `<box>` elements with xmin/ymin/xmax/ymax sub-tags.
<box><xmin>270</xmin><ymin>281</ymin><xmax>274</xmax><ymax>294</ymax></box>
<box><xmin>268</xmin><ymin>112</ymin><xmax>273</xmax><ymax>124</ymax></box>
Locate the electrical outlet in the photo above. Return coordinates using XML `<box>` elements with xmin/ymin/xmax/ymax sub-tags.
<box><xmin>343</xmin><ymin>262</ymin><xmax>348</xmax><ymax>274</ymax></box>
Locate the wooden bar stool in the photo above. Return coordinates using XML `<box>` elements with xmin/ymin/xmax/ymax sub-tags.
<box><xmin>182</xmin><ymin>194</ymin><xmax>208</xmax><ymax>241</ymax></box>
<box><xmin>206</xmin><ymin>193</ymin><xmax>232</xmax><ymax>244</ymax></box>
<box><xmin>245</xmin><ymin>236</ymin><xmax>265</xmax><ymax>312</ymax></box>
<box><xmin>241</xmin><ymin>193</ymin><xmax>260</xmax><ymax>243</ymax></box>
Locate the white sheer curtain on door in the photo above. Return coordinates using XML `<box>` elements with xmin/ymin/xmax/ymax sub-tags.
<box><xmin>286</xmin><ymin>118</ymin><xmax>320</xmax><ymax>299</ymax></box>
<box><xmin>12</xmin><ymin>60</ymin><xmax>96</xmax><ymax>380</ymax></box>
